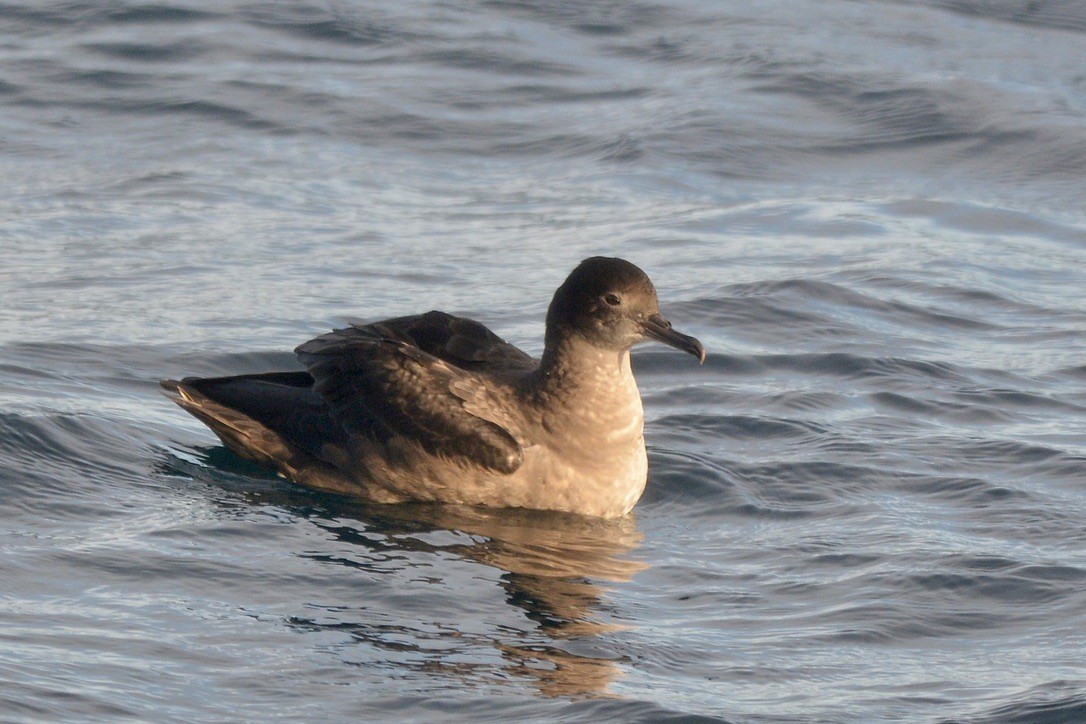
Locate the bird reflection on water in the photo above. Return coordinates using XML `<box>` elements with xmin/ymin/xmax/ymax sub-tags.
<box><xmin>169</xmin><ymin>448</ymin><xmax>648</xmax><ymax>698</ymax></box>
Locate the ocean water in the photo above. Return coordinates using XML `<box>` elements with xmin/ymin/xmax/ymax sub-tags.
<box><xmin>2</xmin><ymin>1</ymin><xmax>1086</xmax><ymax>721</ymax></box>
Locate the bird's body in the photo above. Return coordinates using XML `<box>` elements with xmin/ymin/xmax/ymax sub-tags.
<box><xmin>163</xmin><ymin>257</ymin><xmax>704</xmax><ymax>518</ymax></box>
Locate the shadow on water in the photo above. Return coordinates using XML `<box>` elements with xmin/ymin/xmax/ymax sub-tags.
<box><xmin>159</xmin><ymin>445</ymin><xmax>648</xmax><ymax>698</ymax></box>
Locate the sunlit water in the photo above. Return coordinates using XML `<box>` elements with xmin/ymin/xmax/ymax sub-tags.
<box><xmin>2</xmin><ymin>1</ymin><xmax>1085</xmax><ymax>721</ymax></box>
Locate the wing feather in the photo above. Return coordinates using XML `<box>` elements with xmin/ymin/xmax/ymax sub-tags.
<box><xmin>344</xmin><ymin>310</ymin><xmax>537</xmax><ymax>372</ymax></box>
<box><xmin>295</xmin><ymin>315</ymin><xmax>528</xmax><ymax>474</ymax></box>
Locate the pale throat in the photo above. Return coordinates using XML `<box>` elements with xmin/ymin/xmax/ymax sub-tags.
<box><xmin>535</xmin><ymin>337</ymin><xmax>645</xmax><ymax>442</ymax></box>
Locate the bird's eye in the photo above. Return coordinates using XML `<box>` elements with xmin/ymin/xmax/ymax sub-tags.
<box><xmin>604</xmin><ymin>293</ymin><xmax>622</xmax><ymax>306</ymax></box>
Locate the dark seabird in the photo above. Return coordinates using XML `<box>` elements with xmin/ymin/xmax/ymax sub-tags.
<box><xmin>162</xmin><ymin>257</ymin><xmax>705</xmax><ymax>518</ymax></box>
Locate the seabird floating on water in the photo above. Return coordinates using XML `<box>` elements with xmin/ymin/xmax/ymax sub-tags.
<box><xmin>162</xmin><ymin>256</ymin><xmax>705</xmax><ymax>518</ymax></box>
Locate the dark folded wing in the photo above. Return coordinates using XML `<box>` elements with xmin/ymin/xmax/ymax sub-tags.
<box><xmin>346</xmin><ymin>310</ymin><xmax>537</xmax><ymax>373</ymax></box>
<box><xmin>295</xmin><ymin>315</ymin><xmax>528</xmax><ymax>474</ymax></box>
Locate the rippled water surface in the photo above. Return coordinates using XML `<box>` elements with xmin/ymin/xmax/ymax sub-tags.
<box><xmin>3</xmin><ymin>1</ymin><xmax>1086</xmax><ymax>721</ymax></box>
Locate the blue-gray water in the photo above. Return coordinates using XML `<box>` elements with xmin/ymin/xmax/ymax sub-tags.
<box><xmin>3</xmin><ymin>1</ymin><xmax>1086</xmax><ymax>721</ymax></box>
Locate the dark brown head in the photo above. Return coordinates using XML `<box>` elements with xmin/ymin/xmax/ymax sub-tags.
<box><xmin>545</xmin><ymin>257</ymin><xmax>705</xmax><ymax>362</ymax></box>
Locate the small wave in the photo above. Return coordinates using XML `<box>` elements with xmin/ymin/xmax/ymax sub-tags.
<box><xmin>482</xmin><ymin>0</ymin><xmax>679</xmax><ymax>40</ymax></box>
<box><xmin>760</xmin><ymin>353</ymin><xmax>969</xmax><ymax>381</ymax></box>
<box><xmin>966</xmin><ymin>683</ymin><xmax>1086</xmax><ymax>724</ymax></box>
<box><xmin>870</xmin><ymin>391</ymin><xmax>1020</xmax><ymax>425</ymax></box>
<box><xmin>903</xmin><ymin>567</ymin><xmax>1082</xmax><ymax>606</ymax></box>
<box><xmin>951</xmin><ymin>388</ymin><xmax>1086</xmax><ymax>414</ymax></box>
<box><xmin>948</xmin><ymin>437</ymin><xmax>1072</xmax><ymax>466</ymax></box>
<box><xmin>732</xmin><ymin>277</ymin><xmax>1001</xmax><ymax>332</ymax></box>
<box><xmin>1048</xmin><ymin>363</ymin><xmax>1086</xmax><ymax>381</ymax></box>
<box><xmin>81</xmin><ymin>40</ymin><xmax>206</xmax><ymax>63</ymax></box>
<box><xmin>656</xmin><ymin>412</ymin><xmax>830</xmax><ymax>442</ymax></box>
<box><xmin>882</xmin><ymin>199</ymin><xmax>1086</xmax><ymax>246</ymax></box>
<box><xmin>892</xmin><ymin>475</ymin><xmax>1028</xmax><ymax>504</ymax></box>
<box><xmin>0</xmin><ymin>3</ymin><xmax>216</xmax><ymax>29</ymax></box>
<box><xmin>0</xmin><ymin>412</ymin><xmax>156</xmax><ymax>516</ymax></box>
<box><xmin>561</xmin><ymin>698</ymin><xmax>730</xmax><ymax>724</ymax></box>
<box><xmin>242</xmin><ymin>6</ymin><xmax>421</xmax><ymax>48</ymax></box>
<box><xmin>88</xmin><ymin>98</ymin><xmax>283</xmax><ymax>132</ymax></box>
<box><xmin>921</xmin><ymin>0</ymin><xmax>1086</xmax><ymax>33</ymax></box>
<box><xmin>817</xmin><ymin>607</ymin><xmax>1017</xmax><ymax>644</ymax></box>
<box><xmin>739</xmin><ymin>56</ymin><xmax>1086</xmax><ymax>198</ymax></box>
<box><xmin>641</xmin><ymin>449</ymin><xmax>735</xmax><ymax>514</ymax></box>
<box><xmin>51</xmin><ymin>67</ymin><xmax>152</xmax><ymax>91</ymax></box>
<box><xmin>419</xmin><ymin>49</ymin><xmax>576</xmax><ymax>78</ymax></box>
<box><xmin>648</xmin><ymin>350</ymin><xmax>976</xmax><ymax>382</ymax></box>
